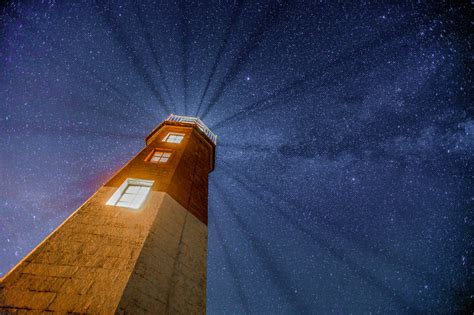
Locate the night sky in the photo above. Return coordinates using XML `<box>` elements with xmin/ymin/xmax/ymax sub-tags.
<box><xmin>0</xmin><ymin>1</ymin><xmax>472</xmax><ymax>313</ymax></box>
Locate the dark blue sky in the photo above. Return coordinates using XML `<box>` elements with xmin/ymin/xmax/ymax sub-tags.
<box><xmin>0</xmin><ymin>1</ymin><xmax>472</xmax><ymax>313</ymax></box>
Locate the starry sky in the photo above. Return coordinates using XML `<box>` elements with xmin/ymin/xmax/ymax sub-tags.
<box><xmin>0</xmin><ymin>1</ymin><xmax>472</xmax><ymax>313</ymax></box>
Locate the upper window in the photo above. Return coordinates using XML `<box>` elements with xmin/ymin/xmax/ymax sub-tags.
<box><xmin>106</xmin><ymin>178</ymin><xmax>154</xmax><ymax>210</ymax></box>
<box><xmin>149</xmin><ymin>150</ymin><xmax>171</xmax><ymax>163</ymax></box>
<box><xmin>163</xmin><ymin>132</ymin><xmax>184</xmax><ymax>143</ymax></box>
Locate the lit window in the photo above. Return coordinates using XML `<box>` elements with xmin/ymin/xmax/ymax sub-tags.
<box><xmin>149</xmin><ymin>150</ymin><xmax>171</xmax><ymax>163</ymax></box>
<box><xmin>163</xmin><ymin>132</ymin><xmax>184</xmax><ymax>143</ymax></box>
<box><xmin>106</xmin><ymin>178</ymin><xmax>154</xmax><ymax>210</ymax></box>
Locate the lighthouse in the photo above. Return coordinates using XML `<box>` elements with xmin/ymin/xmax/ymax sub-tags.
<box><xmin>0</xmin><ymin>115</ymin><xmax>216</xmax><ymax>313</ymax></box>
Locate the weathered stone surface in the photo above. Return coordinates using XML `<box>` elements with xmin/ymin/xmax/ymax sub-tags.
<box><xmin>117</xmin><ymin>194</ymin><xmax>207</xmax><ymax>314</ymax></box>
<box><xmin>1</xmin><ymin>194</ymin><xmax>207</xmax><ymax>314</ymax></box>
<box><xmin>0</xmin><ymin>289</ymin><xmax>56</xmax><ymax>310</ymax></box>
<box><xmin>1</xmin><ymin>121</ymin><xmax>211</xmax><ymax>314</ymax></box>
<box><xmin>0</xmin><ymin>188</ymin><xmax>167</xmax><ymax>313</ymax></box>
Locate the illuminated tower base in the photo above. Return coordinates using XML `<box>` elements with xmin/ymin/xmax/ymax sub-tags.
<box><xmin>0</xmin><ymin>115</ymin><xmax>216</xmax><ymax>313</ymax></box>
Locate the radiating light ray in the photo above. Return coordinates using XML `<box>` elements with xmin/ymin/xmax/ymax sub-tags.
<box><xmin>217</xmin><ymin>162</ymin><xmax>422</xmax><ymax>311</ymax></box>
<box><xmin>210</xmin><ymin>15</ymin><xmax>422</xmax><ymax>130</ymax></box>
<box><xmin>1</xmin><ymin>2</ymin><xmax>470</xmax><ymax>312</ymax></box>
<box><xmin>97</xmin><ymin>4</ymin><xmax>172</xmax><ymax>115</ymax></box>
<box><xmin>212</xmin><ymin>180</ymin><xmax>312</xmax><ymax>313</ymax></box>
<box><xmin>179</xmin><ymin>1</ymin><xmax>189</xmax><ymax>115</ymax></box>
<box><xmin>209</xmin><ymin>205</ymin><xmax>251</xmax><ymax>314</ymax></box>
<box><xmin>220</xmin><ymin>159</ymin><xmax>442</xmax><ymax>283</ymax></box>
<box><xmin>218</xmin><ymin>142</ymin><xmax>277</xmax><ymax>154</ymax></box>
<box><xmin>194</xmin><ymin>0</ymin><xmax>244</xmax><ymax>117</ymax></box>
<box><xmin>134</xmin><ymin>2</ymin><xmax>177</xmax><ymax>110</ymax></box>
<box><xmin>200</xmin><ymin>0</ymin><xmax>290</xmax><ymax>120</ymax></box>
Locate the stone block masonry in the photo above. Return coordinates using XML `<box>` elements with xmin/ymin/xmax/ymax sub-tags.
<box><xmin>0</xmin><ymin>189</ymin><xmax>207</xmax><ymax>313</ymax></box>
<box><xmin>117</xmin><ymin>194</ymin><xmax>207</xmax><ymax>314</ymax></box>
<box><xmin>0</xmin><ymin>116</ymin><xmax>214</xmax><ymax>314</ymax></box>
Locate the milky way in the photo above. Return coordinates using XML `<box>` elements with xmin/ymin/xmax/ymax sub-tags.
<box><xmin>0</xmin><ymin>1</ymin><xmax>472</xmax><ymax>313</ymax></box>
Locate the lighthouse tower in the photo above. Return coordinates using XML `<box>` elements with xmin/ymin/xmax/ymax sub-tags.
<box><xmin>0</xmin><ymin>115</ymin><xmax>216</xmax><ymax>313</ymax></box>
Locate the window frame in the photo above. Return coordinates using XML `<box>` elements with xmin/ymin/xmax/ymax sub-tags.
<box><xmin>106</xmin><ymin>178</ymin><xmax>154</xmax><ymax>210</ymax></box>
<box><xmin>146</xmin><ymin>149</ymin><xmax>173</xmax><ymax>164</ymax></box>
<box><xmin>162</xmin><ymin>132</ymin><xmax>185</xmax><ymax>143</ymax></box>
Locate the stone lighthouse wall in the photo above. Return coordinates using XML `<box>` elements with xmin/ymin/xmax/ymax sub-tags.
<box><xmin>0</xmin><ymin>187</ymin><xmax>166</xmax><ymax>313</ymax></box>
<box><xmin>0</xmin><ymin>121</ymin><xmax>213</xmax><ymax>313</ymax></box>
<box><xmin>117</xmin><ymin>194</ymin><xmax>207</xmax><ymax>314</ymax></box>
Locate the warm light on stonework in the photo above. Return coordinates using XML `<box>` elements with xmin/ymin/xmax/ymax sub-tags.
<box><xmin>0</xmin><ymin>114</ymin><xmax>216</xmax><ymax>313</ymax></box>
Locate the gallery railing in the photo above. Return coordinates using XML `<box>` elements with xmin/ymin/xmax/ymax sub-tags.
<box><xmin>165</xmin><ymin>114</ymin><xmax>217</xmax><ymax>145</ymax></box>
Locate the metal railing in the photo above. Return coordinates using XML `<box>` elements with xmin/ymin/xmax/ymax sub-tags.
<box><xmin>165</xmin><ymin>114</ymin><xmax>217</xmax><ymax>145</ymax></box>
